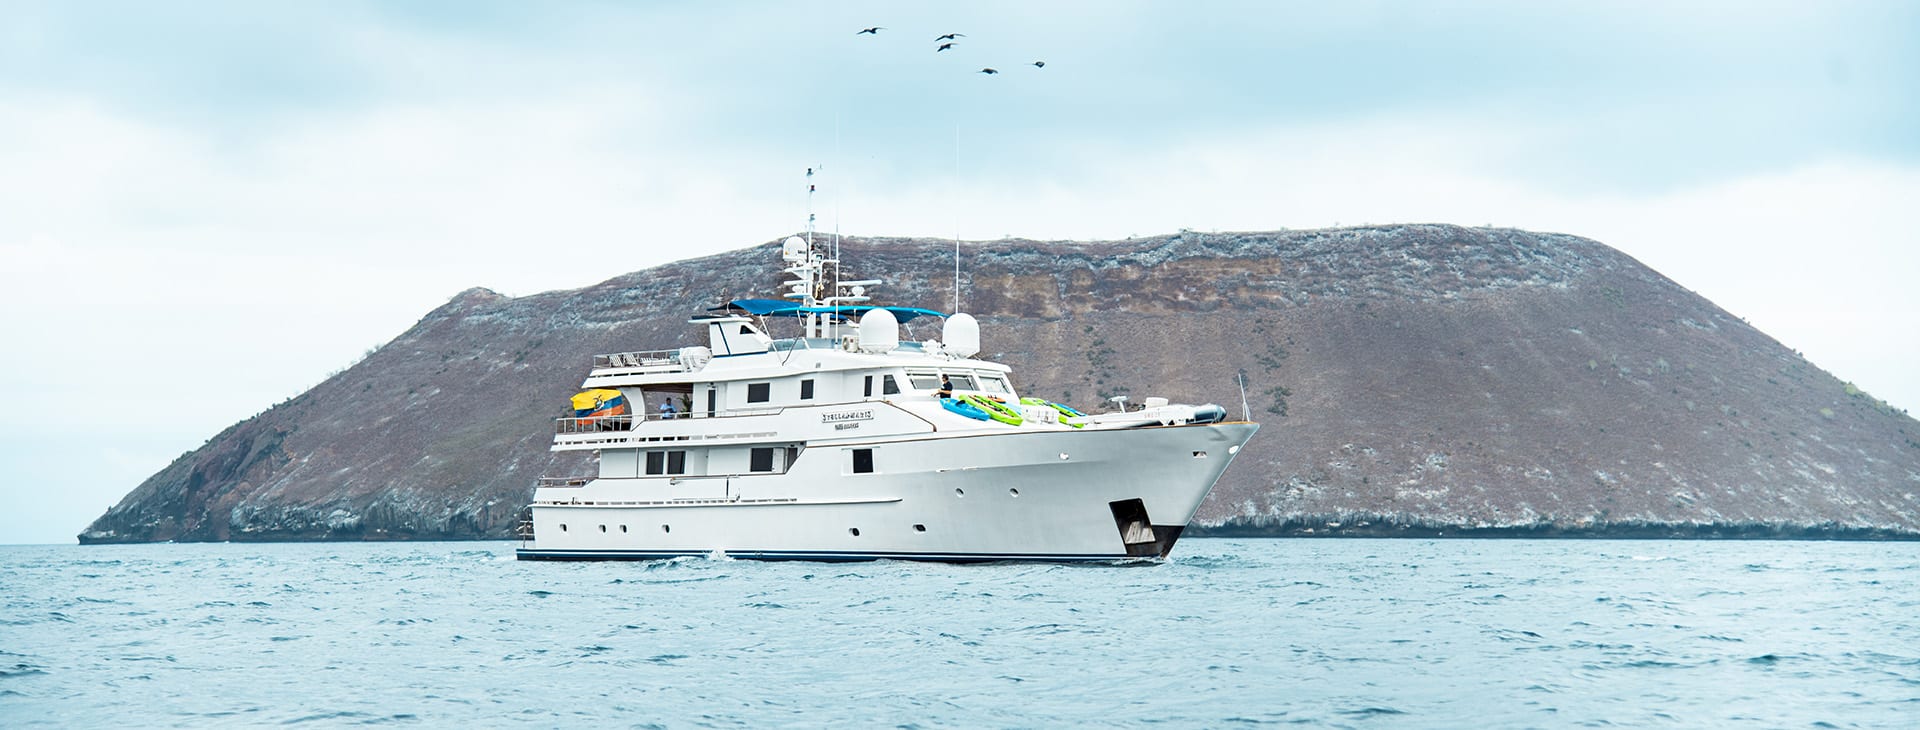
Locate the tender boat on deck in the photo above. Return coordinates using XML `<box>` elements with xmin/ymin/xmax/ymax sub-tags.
<box><xmin>515</xmin><ymin>235</ymin><xmax>1258</xmax><ymax>562</ymax></box>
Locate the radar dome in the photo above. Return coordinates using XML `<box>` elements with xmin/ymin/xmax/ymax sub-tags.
<box><xmin>781</xmin><ymin>236</ymin><xmax>808</xmax><ymax>262</ymax></box>
<box><xmin>943</xmin><ymin>313</ymin><xmax>980</xmax><ymax>357</ymax></box>
<box><xmin>858</xmin><ymin>308</ymin><xmax>900</xmax><ymax>353</ymax></box>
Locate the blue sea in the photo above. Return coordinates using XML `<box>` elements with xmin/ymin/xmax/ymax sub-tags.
<box><xmin>3</xmin><ymin>539</ymin><xmax>1916</xmax><ymax>728</ymax></box>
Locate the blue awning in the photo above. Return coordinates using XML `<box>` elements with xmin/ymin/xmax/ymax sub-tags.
<box><xmin>711</xmin><ymin>299</ymin><xmax>946</xmax><ymax>323</ymax></box>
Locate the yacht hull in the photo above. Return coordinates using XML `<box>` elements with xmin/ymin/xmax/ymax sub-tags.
<box><xmin>516</xmin><ymin>422</ymin><xmax>1257</xmax><ymax>562</ymax></box>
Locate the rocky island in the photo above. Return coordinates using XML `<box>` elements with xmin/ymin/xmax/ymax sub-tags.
<box><xmin>81</xmin><ymin>225</ymin><xmax>1920</xmax><ymax>543</ymax></box>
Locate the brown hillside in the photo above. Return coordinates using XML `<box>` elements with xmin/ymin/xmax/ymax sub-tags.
<box><xmin>81</xmin><ymin>225</ymin><xmax>1920</xmax><ymax>543</ymax></box>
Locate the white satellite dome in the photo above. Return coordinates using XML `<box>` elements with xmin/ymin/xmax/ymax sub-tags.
<box><xmin>781</xmin><ymin>236</ymin><xmax>808</xmax><ymax>262</ymax></box>
<box><xmin>858</xmin><ymin>308</ymin><xmax>900</xmax><ymax>353</ymax></box>
<box><xmin>943</xmin><ymin>312</ymin><xmax>980</xmax><ymax>357</ymax></box>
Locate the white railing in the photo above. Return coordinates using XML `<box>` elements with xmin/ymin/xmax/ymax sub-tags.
<box><xmin>554</xmin><ymin>415</ymin><xmax>635</xmax><ymax>434</ymax></box>
<box><xmin>592</xmin><ymin>349</ymin><xmax>688</xmax><ymax>371</ymax></box>
<box><xmin>552</xmin><ymin>407</ymin><xmax>789</xmax><ymax>434</ymax></box>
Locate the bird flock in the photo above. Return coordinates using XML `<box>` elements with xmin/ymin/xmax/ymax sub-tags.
<box><xmin>857</xmin><ymin>26</ymin><xmax>1044</xmax><ymax>76</ymax></box>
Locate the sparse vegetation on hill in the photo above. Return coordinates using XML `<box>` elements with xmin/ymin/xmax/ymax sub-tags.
<box><xmin>81</xmin><ymin>225</ymin><xmax>1920</xmax><ymax>543</ymax></box>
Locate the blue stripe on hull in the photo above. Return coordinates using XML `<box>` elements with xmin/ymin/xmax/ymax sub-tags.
<box><xmin>515</xmin><ymin>548</ymin><xmax>1139</xmax><ymax>564</ymax></box>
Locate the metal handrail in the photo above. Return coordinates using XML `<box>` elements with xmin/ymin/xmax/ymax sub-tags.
<box><xmin>555</xmin><ymin>415</ymin><xmax>635</xmax><ymax>434</ymax></box>
<box><xmin>592</xmin><ymin>348</ymin><xmax>687</xmax><ymax>370</ymax></box>
<box><xmin>553</xmin><ymin>406</ymin><xmax>791</xmax><ymax>434</ymax></box>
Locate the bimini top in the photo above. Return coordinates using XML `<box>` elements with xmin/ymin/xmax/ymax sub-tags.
<box><xmin>713</xmin><ymin>298</ymin><xmax>946</xmax><ymax>323</ymax></box>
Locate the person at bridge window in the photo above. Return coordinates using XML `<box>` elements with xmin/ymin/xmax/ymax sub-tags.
<box><xmin>938</xmin><ymin>375</ymin><xmax>953</xmax><ymax>399</ymax></box>
<box><xmin>659</xmin><ymin>400</ymin><xmax>677</xmax><ymax>420</ymax></box>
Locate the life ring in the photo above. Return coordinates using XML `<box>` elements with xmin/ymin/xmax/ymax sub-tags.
<box><xmin>962</xmin><ymin>394</ymin><xmax>1024</xmax><ymax>426</ymax></box>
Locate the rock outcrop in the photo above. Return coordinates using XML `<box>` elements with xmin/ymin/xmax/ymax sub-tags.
<box><xmin>80</xmin><ymin>225</ymin><xmax>1920</xmax><ymax>543</ymax></box>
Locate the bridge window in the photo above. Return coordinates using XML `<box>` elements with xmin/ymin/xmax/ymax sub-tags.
<box><xmin>882</xmin><ymin>375</ymin><xmax>900</xmax><ymax>395</ymax></box>
<box><xmin>863</xmin><ymin>375</ymin><xmax>874</xmax><ymax>397</ymax></box>
<box><xmin>747</xmin><ymin>382</ymin><xmax>771</xmax><ymax>403</ymax></box>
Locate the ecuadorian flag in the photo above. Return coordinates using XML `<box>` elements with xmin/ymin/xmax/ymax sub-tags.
<box><xmin>570</xmin><ymin>389</ymin><xmax>629</xmax><ymax>418</ymax></box>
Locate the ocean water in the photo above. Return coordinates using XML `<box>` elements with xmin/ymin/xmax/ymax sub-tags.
<box><xmin>2</xmin><ymin>539</ymin><xmax>1916</xmax><ymax>728</ymax></box>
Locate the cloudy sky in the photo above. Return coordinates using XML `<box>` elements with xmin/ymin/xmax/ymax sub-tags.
<box><xmin>2</xmin><ymin>1</ymin><xmax>1915</xmax><ymax>544</ymax></box>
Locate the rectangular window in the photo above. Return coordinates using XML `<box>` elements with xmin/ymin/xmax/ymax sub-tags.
<box><xmin>646</xmin><ymin>450</ymin><xmax>687</xmax><ymax>475</ymax></box>
<box><xmin>750</xmin><ymin>447</ymin><xmax>775</xmax><ymax>473</ymax></box>
<box><xmin>908</xmin><ymin>372</ymin><xmax>941</xmax><ymax>390</ymax></box>
<box><xmin>747</xmin><ymin>382</ymin><xmax>771</xmax><ymax>403</ymax></box>
<box><xmin>705</xmin><ymin>387</ymin><xmax>716</xmax><ymax>417</ymax></box>
<box><xmin>882</xmin><ymin>375</ymin><xmax>900</xmax><ymax>395</ymax></box>
<box><xmin>949</xmin><ymin>374</ymin><xmax>979</xmax><ymax>391</ymax></box>
<box><xmin>978</xmin><ymin>375</ymin><xmax>1011</xmax><ymax>394</ymax></box>
<box><xmin>863</xmin><ymin>376</ymin><xmax>874</xmax><ymax>397</ymax></box>
<box><xmin>852</xmin><ymin>448</ymin><xmax>874</xmax><ymax>474</ymax></box>
<box><xmin>800</xmin><ymin>379</ymin><xmax>815</xmax><ymax>400</ymax></box>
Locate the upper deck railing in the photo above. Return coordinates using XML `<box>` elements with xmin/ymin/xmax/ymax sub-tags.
<box><xmin>553</xmin><ymin>406</ymin><xmax>788</xmax><ymax>434</ymax></box>
<box><xmin>592</xmin><ymin>349</ymin><xmax>689</xmax><ymax>372</ymax></box>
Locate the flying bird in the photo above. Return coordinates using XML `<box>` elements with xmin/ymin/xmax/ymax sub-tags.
<box><xmin>937</xmin><ymin>43</ymin><xmax>955</xmax><ymax>52</ymax></box>
<box><xmin>979</xmin><ymin>68</ymin><xmax>999</xmax><ymax>74</ymax></box>
<box><xmin>857</xmin><ymin>26</ymin><xmax>884</xmax><ymax>35</ymax></box>
<box><xmin>1031</xmin><ymin>61</ymin><xmax>1046</xmax><ymax>68</ymax></box>
<box><xmin>935</xmin><ymin>33</ymin><xmax>965</xmax><ymax>41</ymax></box>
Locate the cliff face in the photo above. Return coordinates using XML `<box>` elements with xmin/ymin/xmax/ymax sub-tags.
<box><xmin>81</xmin><ymin>225</ymin><xmax>1920</xmax><ymax>543</ymax></box>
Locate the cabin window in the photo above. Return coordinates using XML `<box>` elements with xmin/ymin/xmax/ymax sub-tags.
<box><xmin>800</xmin><ymin>379</ymin><xmax>815</xmax><ymax>400</ymax></box>
<box><xmin>739</xmin><ymin>324</ymin><xmax>754</xmax><ymax>335</ymax></box>
<box><xmin>705</xmin><ymin>387</ymin><xmax>716</xmax><ymax>417</ymax></box>
<box><xmin>908</xmin><ymin>372</ymin><xmax>941</xmax><ymax>390</ymax></box>
<box><xmin>949</xmin><ymin>373</ymin><xmax>979</xmax><ymax>391</ymax></box>
<box><xmin>882</xmin><ymin>375</ymin><xmax>901</xmax><ymax>395</ymax></box>
<box><xmin>646</xmin><ymin>450</ymin><xmax>687</xmax><ymax>475</ymax></box>
<box><xmin>750</xmin><ymin>447</ymin><xmax>776</xmax><ymax>473</ymax></box>
<box><xmin>863</xmin><ymin>375</ymin><xmax>874</xmax><ymax>397</ymax></box>
<box><xmin>747</xmin><ymin>382</ymin><xmax>771</xmax><ymax>403</ymax></box>
<box><xmin>852</xmin><ymin>448</ymin><xmax>874</xmax><ymax>474</ymax></box>
<box><xmin>978</xmin><ymin>375</ymin><xmax>1011</xmax><ymax>394</ymax></box>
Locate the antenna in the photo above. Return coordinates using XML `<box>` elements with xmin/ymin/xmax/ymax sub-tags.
<box><xmin>1237</xmin><ymin>372</ymin><xmax>1251</xmax><ymax>422</ymax></box>
<box><xmin>831</xmin><ymin>113</ymin><xmax>841</xmax><ymax>324</ymax></box>
<box><xmin>953</xmin><ymin>123</ymin><xmax>961</xmax><ymax>315</ymax></box>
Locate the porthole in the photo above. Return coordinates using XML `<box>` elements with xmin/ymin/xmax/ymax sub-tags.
<box><xmin>559</xmin><ymin>523</ymin><xmax>568</xmax><ymax>532</ymax></box>
<box><xmin>913</xmin><ymin>524</ymin><xmax>927</xmax><ymax>532</ymax></box>
<box><xmin>599</xmin><ymin>524</ymin><xmax>607</xmax><ymax>532</ymax></box>
<box><xmin>1059</xmin><ymin>453</ymin><xmax>1070</xmax><ymax>460</ymax></box>
<box><xmin>1228</xmin><ymin>445</ymin><xmax>1241</xmax><ymax>455</ymax></box>
<box><xmin>954</xmin><ymin>488</ymin><xmax>965</xmax><ymax>497</ymax></box>
<box><xmin>849</xmin><ymin>528</ymin><xmax>861</xmax><ymax>537</ymax></box>
<box><xmin>620</xmin><ymin>525</ymin><xmax>628</xmax><ymax>533</ymax></box>
<box><xmin>1009</xmin><ymin>488</ymin><xmax>1021</xmax><ymax>497</ymax></box>
<box><xmin>661</xmin><ymin>524</ymin><xmax>671</xmax><ymax>533</ymax></box>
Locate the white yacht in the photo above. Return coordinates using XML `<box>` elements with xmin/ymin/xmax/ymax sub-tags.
<box><xmin>516</xmin><ymin>235</ymin><xmax>1259</xmax><ymax>562</ymax></box>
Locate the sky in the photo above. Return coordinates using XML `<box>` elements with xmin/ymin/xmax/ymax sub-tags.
<box><xmin>2</xmin><ymin>1</ymin><xmax>1915</xmax><ymax>545</ymax></box>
